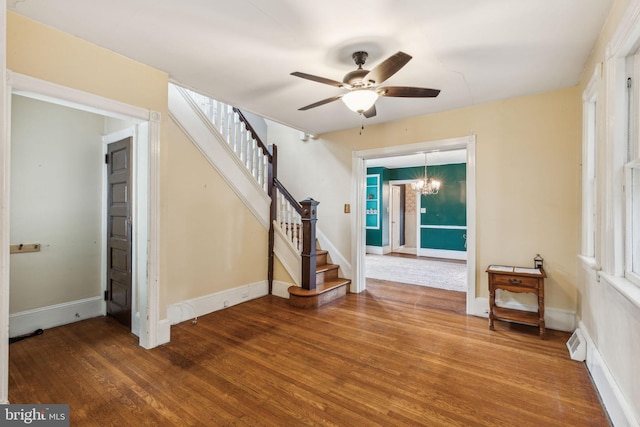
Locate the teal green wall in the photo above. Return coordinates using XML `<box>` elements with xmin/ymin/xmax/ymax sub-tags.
<box><xmin>421</xmin><ymin>163</ymin><xmax>466</xmax><ymax>251</ymax></box>
<box><xmin>367</xmin><ymin>163</ymin><xmax>466</xmax><ymax>252</ymax></box>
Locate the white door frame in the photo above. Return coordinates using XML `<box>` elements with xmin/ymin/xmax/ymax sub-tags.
<box><xmin>351</xmin><ymin>135</ymin><xmax>477</xmax><ymax>314</ymax></box>
<box><xmin>390</xmin><ymin>184</ymin><xmax>402</xmax><ymax>252</ymax></box>
<box><xmin>0</xmin><ymin>71</ymin><xmax>162</xmax><ymax>402</ymax></box>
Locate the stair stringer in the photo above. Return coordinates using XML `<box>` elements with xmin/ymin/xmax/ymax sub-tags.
<box><xmin>168</xmin><ymin>84</ymin><xmax>270</xmax><ymax>229</ymax></box>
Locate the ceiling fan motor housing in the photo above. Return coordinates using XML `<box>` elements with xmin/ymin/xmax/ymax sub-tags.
<box><xmin>344</xmin><ymin>51</ymin><xmax>372</xmax><ymax>87</ymax></box>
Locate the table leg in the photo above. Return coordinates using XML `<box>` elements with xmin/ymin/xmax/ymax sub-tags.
<box><xmin>539</xmin><ymin>294</ymin><xmax>546</xmax><ymax>339</ymax></box>
<box><xmin>489</xmin><ymin>287</ymin><xmax>495</xmax><ymax>331</ymax></box>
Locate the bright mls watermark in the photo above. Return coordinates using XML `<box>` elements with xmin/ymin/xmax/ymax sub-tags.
<box><xmin>1</xmin><ymin>405</ymin><xmax>69</xmax><ymax>426</ymax></box>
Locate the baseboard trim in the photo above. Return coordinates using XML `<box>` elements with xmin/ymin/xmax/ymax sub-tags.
<box><xmin>157</xmin><ymin>319</ymin><xmax>171</xmax><ymax>346</ymax></box>
<box><xmin>167</xmin><ymin>281</ymin><xmax>268</xmax><ymax>324</ymax></box>
<box><xmin>473</xmin><ymin>297</ymin><xmax>576</xmax><ymax>332</ymax></box>
<box><xmin>579</xmin><ymin>322</ymin><xmax>639</xmax><ymax>427</ymax></box>
<box><xmin>272</xmin><ymin>280</ymin><xmax>293</xmax><ymax>299</ymax></box>
<box><xmin>417</xmin><ymin>248</ymin><xmax>467</xmax><ymax>260</ymax></box>
<box><xmin>366</xmin><ymin>245</ymin><xmax>385</xmax><ymax>255</ymax></box>
<box><xmin>9</xmin><ymin>296</ymin><xmax>103</xmax><ymax>337</ymax></box>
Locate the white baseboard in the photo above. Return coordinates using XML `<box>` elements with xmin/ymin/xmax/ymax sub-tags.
<box><xmin>157</xmin><ymin>319</ymin><xmax>171</xmax><ymax>346</ymax></box>
<box><xmin>365</xmin><ymin>245</ymin><xmax>384</xmax><ymax>255</ymax></box>
<box><xmin>473</xmin><ymin>297</ymin><xmax>576</xmax><ymax>332</ymax></box>
<box><xmin>417</xmin><ymin>248</ymin><xmax>467</xmax><ymax>260</ymax></box>
<box><xmin>579</xmin><ymin>322</ymin><xmax>639</xmax><ymax>427</ymax></box>
<box><xmin>272</xmin><ymin>280</ymin><xmax>293</xmax><ymax>299</ymax></box>
<box><xmin>166</xmin><ymin>280</ymin><xmax>268</xmax><ymax>325</ymax></box>
<box><xmin>9</xmin><ymin>296</ymin><xmax>103</xmax><ymax>337</ymax></box>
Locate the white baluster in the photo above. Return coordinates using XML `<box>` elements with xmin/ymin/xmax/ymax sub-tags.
<box><xmin>248</xmin><ymin>136</ymin><xmax>255</xmax><ymax>175</ymax></box>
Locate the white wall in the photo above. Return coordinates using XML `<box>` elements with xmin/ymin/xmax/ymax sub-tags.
<box><xmin>10</xmin><ymin>95</ymin><xmax>104</xmax><ymax>313</ymax></box>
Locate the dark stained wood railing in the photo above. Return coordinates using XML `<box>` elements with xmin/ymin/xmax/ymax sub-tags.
<box><xmin>233</xmin><ymin>112</ymin><xmax>317</xmax><ymax>293</ymax></box>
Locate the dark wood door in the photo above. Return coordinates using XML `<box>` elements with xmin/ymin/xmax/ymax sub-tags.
<box><xmin>106</xmin><ymin>138</ymin><xmax>132</xmax><ymax>327</ymax></box>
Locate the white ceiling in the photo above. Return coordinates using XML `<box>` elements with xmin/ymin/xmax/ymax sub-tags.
<box><xmin>8</xmin><ymin>0</ymin><xmax>613</xmax><ymax>135</ymax></box>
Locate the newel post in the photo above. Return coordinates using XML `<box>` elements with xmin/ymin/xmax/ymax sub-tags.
<box><xmin>300</xmin><ymin>198</ymin><xmax>319</xmax><ymax>290</ymax></box>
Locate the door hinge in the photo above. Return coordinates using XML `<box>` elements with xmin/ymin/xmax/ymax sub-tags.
<box><xmin>104</xmin><ymin>290</ymin><xmax>109</xmax><ymax>301</ymax></box>
<box><xmin>105</xmin><ymin>153</ymin><xmax>109</xmax><ymax>164</ymax></box>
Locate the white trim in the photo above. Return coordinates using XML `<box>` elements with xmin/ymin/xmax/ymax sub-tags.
<box><xmin>273</xmin><ymin>222</ymin><xmax>301</xmax><ymax>286</ymax></box>
<box><xmin>579</xmin><ymin>322</ymin><xmax>640</xmax><ymax>427</ymax></box>
<box><xmin>166</xmin><ymin>281</ymin><xmax>268</xmax><ymax>324</ymax></box>
<box><xmin>474</xmin><ymin>297</ymin><xmax>576</xmax><ymax>332</ymax></box>
<box><xmin>599</xmin><ymin>272</ymin><xmax>640</xmax><ymax>310</ymax></box>
<box><xmin>1</xmin><ymin>72</ymin><xmax>162</xmax><ymax>355</ymax></box>
<box><xmin>352</xmin><ymin>135</ymin><xmax>477</xmax><ymax>314</ymax></box>
<box><xmin>365</xmin><ymin>245</ymin><xmax>385</xmax><ymax>255</ymax></box>
<box><xmin>9</xmin><ymin>297</ymin><xmax>103</xmax><ymax>337</ymax></box>
<box><xmin>581</xmin><ymin>64</ymin><xmax>600</xmax><ymax>259</ymax></box>
<box><xmin>420</xmin><ymin>225</ymin><xmax>467</xmax><ymax>230</ymax></box>
<box><xmin>0</xmin><ymin>1</ymin><xmax>8</xmax><ymax>404</ymax></box>
<box><xmin>168</xmin><ymin>84</ymin><xmax>270</xmax><ymax>229</ymax></box>
<box><xmin>417</xmin><ymin>248</ymin><xmax>467</xmax><ymax>261</ymax></box>
<box><xmin>8</xmin><ymin>72</ymin><xmax>149</xmax><ymax>121</ymax></box>
<box><xmin>143</xmin><ymin>112</ymin><xmax>162</xmax><ymax>348</ymax></box>
<box><xmin>272</xmin><ymin>280</ymin><xmax>293</xmax><ymax>299</ymax></box>
<box><xmin>317</xmin><ymin>227</ymin><xmax>352</xmax><ymax>279</ymax></box>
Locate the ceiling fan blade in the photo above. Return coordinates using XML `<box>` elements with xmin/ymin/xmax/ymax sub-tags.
<box><xmin>298</xmin><ymin>95</ymin><xmax>343</xmax><ymax>111</ymax></box>
<box><xmin>291</xmin><ymin>72</ymin><xmax>348</xmax><ymax>88</ymax></box>
<box><xmin>363</xmin><ymin>104</ymin><xmax>377</xmax><ymax>118</ymax></box>
<box><xmin>378</xmin><ymin>86</ymin><xmax>441</xmax><ymax>98</ymax></box>
<box><xmin>363</xmin><ymin>51</ymin><xmax>412</xmax><ymax>85</ymax></box>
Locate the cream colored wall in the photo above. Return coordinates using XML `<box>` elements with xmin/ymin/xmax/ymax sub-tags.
<box><xmin>272</xmin><ymin>88</ymin><xmax>580</xmax><ymax>312</ymax></box>
<box><xmin>10</xmin><ymin>95</ymin><xmax>104</xmax><ymax>313</ymax></box>
<box><xmin>165</xmin><ymin>117</ymin><xmax>268</xmax><ymax>304</ymax></box>
<box><xmin>7</xmin><ymin>12</ymin><xmax>174</xmax><ymax>311</ymax></box>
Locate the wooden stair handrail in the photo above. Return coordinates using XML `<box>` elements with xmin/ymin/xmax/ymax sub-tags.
<box><xmin>273</xmin><ymin>177</ymin><xmax>303</xmax><ymax>215</ymax></box>
<box><xmin>233</xmin><ymin>107</ymin><xmax>271</xmax><ymax>159</ymax></box>
<box><xmin>223</xmin><ymin>103</ymin><xmax>318</xmax><ymax>293</ymax></box>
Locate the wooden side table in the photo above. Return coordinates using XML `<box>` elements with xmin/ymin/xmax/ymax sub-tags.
<box><xmin>486</xmin><ymin>265</ymin><xmax>547</xmax><ymax>338</ymax></box>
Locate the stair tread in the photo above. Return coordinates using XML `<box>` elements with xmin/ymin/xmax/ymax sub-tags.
<box><xmin>288</xmin><ymin>278</ymin><xmax>350</xmax><ymax>297</ymax></box>
<box><xmin>316</xmin><ymin>263</ymin><xmax>339</xmax><ymax>273</ymax></box>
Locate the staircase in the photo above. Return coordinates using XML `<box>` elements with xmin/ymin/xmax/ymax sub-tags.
<box><xmin>169</xmin><ymin>83</ymin><xmax>350</xmax><ymax>308</ymax></box>
<box><xmin>288</xmin><ymin>248</ymin><xmax>350</xmax><ymax>308</ymax></box>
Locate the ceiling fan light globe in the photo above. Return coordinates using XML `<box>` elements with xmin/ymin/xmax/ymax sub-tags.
<box><xmin>342</xmin><ymin>90</ymin><xmax>378</xmax><ymax>113</ymax></box>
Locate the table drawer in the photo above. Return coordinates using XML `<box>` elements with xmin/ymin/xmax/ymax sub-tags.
<box><xmin>492</xmin><ymin>274</ymin><xmax>539</xmax><ymax>288</ymax></box>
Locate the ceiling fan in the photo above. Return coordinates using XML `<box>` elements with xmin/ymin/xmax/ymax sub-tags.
<box><xmin>291</xmin><ymin>51</ymin><xmax>440</xmax><ymax>118</ymax></box>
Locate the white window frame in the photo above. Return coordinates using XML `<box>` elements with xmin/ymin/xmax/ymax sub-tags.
<box><xmin>581</xmin><ymin>65</ymin><xmax>600</xmax><ymax>260</ymax></box>
<box><xmin>604</xmin><ymin>6</ymin><xmax>640</xmax><ymax>291</ymax></box>
<box><xmin>625</xmin><ymin>159</ymin><xmax>640</xmax><ymax>286</ymax></box>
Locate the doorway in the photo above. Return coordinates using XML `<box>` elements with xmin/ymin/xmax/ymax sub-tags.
<box><xmin>352</xmin><ymin>135</ymin><xmax>477</xmax><ymax>315</ymax></box>
<box><xmin>1</xmin><ymin>71</ymin><xmax>161</xmax><ymax>351</ymax></box>
<box><xmin>390</xmin><ymin>184</ymin><xmax>403</xmax><ymax>252</ymax></box>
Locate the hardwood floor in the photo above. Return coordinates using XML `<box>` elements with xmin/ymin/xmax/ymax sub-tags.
<box><xmin>9</xmin><ymin>279</ymin><xmax>608</xmax><ymax>426</ymax></box>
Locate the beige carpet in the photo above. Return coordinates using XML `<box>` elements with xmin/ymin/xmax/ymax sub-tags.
<box><xmin>365</xmin><ymin>254</ymin><xmax>467</xmax><ymax>292</ymax></box>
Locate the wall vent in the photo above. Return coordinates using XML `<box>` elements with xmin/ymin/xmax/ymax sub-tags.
<box><xmin>566</xmin><ymin>328</ymin><xmax>586</xmax><ymax>361</ymax></box>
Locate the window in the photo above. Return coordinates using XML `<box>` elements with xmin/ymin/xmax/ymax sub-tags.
<box><xmin>625</xmin><ymin>53</ymin><xmax>640</xmax><ymax>286</ymax></box>
<box><xmin>581</xmin><ymin>68</ymin><xmax>599</xmax><ymax>259</ymax></box>
<box><xmin>627</xmin><ymin>163</ymin><xmax>640</xmax><ymax>285</ymax></box>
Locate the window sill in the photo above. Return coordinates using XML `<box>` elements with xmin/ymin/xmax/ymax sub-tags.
<box><xmin>599</xmin><ymin>272</ymin><xmax>640</xmax><ymax>310</ymax></box>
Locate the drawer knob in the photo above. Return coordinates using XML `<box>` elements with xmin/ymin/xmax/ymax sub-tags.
<box><xmin>508</xmin><ymin>278</ymin><xmax>522</xmax><ymax>284</ymax></box>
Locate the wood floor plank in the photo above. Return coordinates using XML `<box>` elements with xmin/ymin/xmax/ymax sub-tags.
<box><xmin>9</xmin><ymin>279</ymin><xmax>609</xmax><ymax>426</ymax></box>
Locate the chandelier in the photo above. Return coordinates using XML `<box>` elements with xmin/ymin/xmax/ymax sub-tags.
<box><xmin>411</xmin><ymin>152</ymin><xmax>441</xmax><ymax>195</ymax></box>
